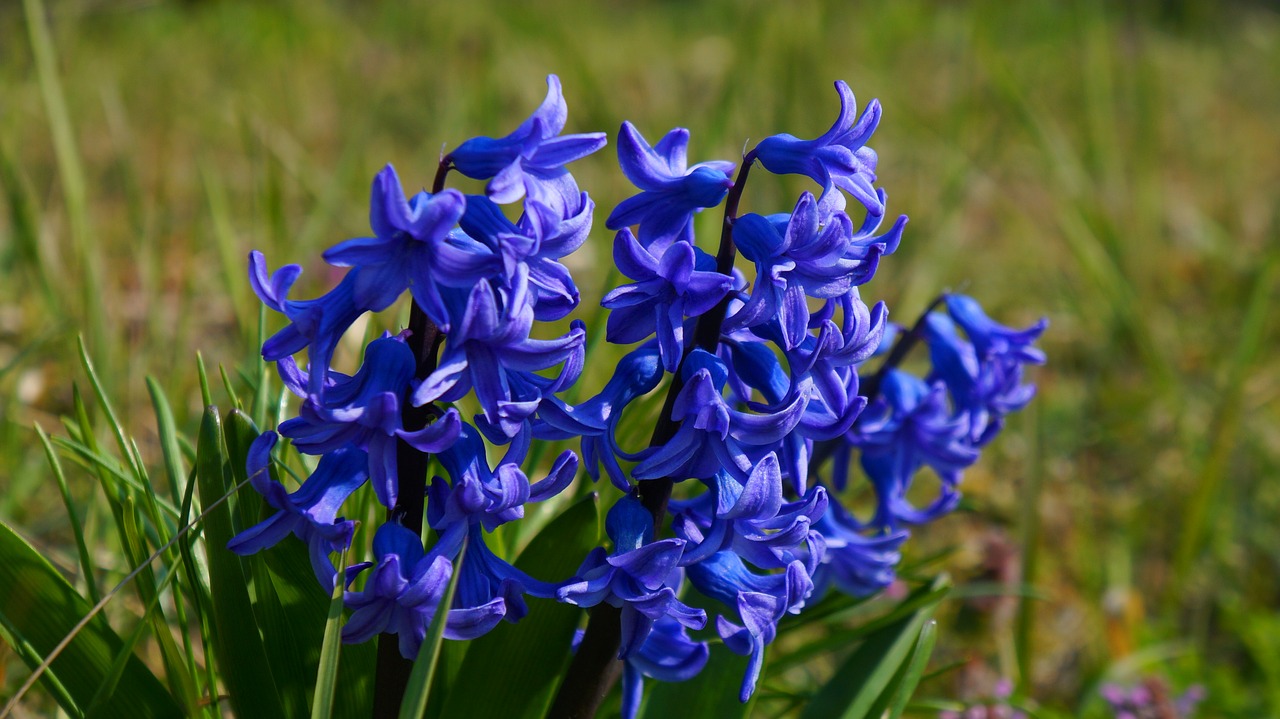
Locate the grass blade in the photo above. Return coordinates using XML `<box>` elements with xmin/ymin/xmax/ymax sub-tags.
<box><xmin>399</xmin><ymin>538</ymin><xmax>469</xmax><ymax>719</ymax></box>
<box><xmin>310</xmin><ymin>545</ymin><xmax>350</xmax><ymax>719</ymax></box>
<box><xmin>36</xmin><ymin>423</ymin><xmax>100</xmax><ymax>605</ymax></box>
<box><xmin>799</xmin><ymin>575</ymin><xmax>949</xmax><ymax>719</ymax></box>
<box><xmin>886</xmin><ymin>620</ymin><xmax>938</xmax><ymax>719</ymax></box>
<box><xmin>0</xmin><ymin>519</ymin><xmax>181</xmax><ymax>718</ymax></box>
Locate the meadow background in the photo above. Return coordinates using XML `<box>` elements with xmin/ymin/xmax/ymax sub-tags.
<box><xmin>1</xmin><ymin>0</ymin><xmax>1277</xmax><ymax>715</ymax></box>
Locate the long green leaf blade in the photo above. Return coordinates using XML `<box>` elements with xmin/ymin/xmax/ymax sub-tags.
<box><xmin>0</xmin><ymin>519</ymin><xmax>181</xmax><ymax>718</ymax></box>
<box><xmin>195</xmin><ymin>406</ymin><xmax>285</xmax><ymax>718</ymax></box>
<box><xmin>887</xmin><ymin>620</ymin><xmax>938</xmax><ymax>719</ymax></box>
<box><xmin>440</xmin><ymin>493</ymin><xmax>602</xmax><ymax>719</ymax></box>
<box><xmin>800</xmin><ymin>576</ymin><xmax>949</xmax><ymax>719</ymax></box>
<box><xmin>399</xmin><ymin>539</ymin><xmax>469</xmax><ymax>719</ymax></box>
<box><xmin>310</xmin><ymin>545</ymin><xmax>349</xmax><ymax>719</ymax></box>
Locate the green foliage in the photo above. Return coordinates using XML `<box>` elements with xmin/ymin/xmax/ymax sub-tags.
<box><xmin>801</xmin><ymin>577</ymin><xmax>948</xmax><ymax>719</ymax></box>
<box><xmin>0</xmin><ymin>519</ymin><xmax>181</xmax><ymax>718</ymax></box>
<box><xmin>441</xmin><ymin>493</ymin><xmax>602</xmax><ymax>719</ymax></box>
<box><xmin>194</xmin><ymin>406</ymin><xmax>286</xmax><ymax>719</ymax></box>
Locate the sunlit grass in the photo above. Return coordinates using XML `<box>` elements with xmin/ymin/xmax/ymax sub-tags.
<box><xmin>1</xmin><ymin>0</ymin><xmax>1277</xmax><ymax>715</ymax></box>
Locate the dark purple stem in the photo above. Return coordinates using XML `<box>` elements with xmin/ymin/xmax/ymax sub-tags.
<box><xmin>372</xmin><ymin>161</ymin><xmax>452</xmax><ymax>718</ymax></box>
<box><xmin>548</xmin><ymin>151</ymin><xmax>757</xmax><ymax>719</ymax></box>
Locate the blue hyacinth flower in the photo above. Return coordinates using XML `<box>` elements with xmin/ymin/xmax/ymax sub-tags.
<box><xmin>227</xmin><ymin>432</ymin><xmax>367</xmax><ymax>591</ymax></box>
<box><xmin>277</xmin><ymin>336</ymin><xmax>462</xmax><ymax>508</ymax></box>
<box><xmin>633</xmin><ymin>349</ymin><xmax>807</xmax><ymax>483</ymax></box>
<box><xmin>448</xmin><ymin>75</ymin><xmax>607</xmax><ymax>214</ymax></box>
<box><xmin>342</xmin><ymin>522</ymin><xmax>506</xmax><ymax>658</ymax></box>
<box><xmin>426</xmin><ymin>422</ymin><xmax>577</xmax><ymax>534</ymax></box>
<box><xmin>412</xmin><ymin>267</ymin><xmax>586</xmax><ymax>439</ymax></box>
<box><xmin>458</xmin><ymin>190</ymin><xmax>594</xmax><ymax>320</ymax></box>
<box><xmin>558</xmin><ymin>497</ymin><xmax>706</xmax><ymax>659</ymax></box>
<box><xmin>602</xmin><ymin>230</ymin><xmax>733</xmax><ymax>370</ymax></box>
<box><xmin>322</xmin><ymin>165</ymin><xmax>498</xmax><ymax>332</ymax></box>
<box><xmin>605</xmin><ymin>122</ymin><xmax>735</xmax><ymax>250</ymax></box>
<box><xmin>250</xmin><ymin>252</ymin><xmax>365</xmax><ymax>396</ymax></box>
<box><xmin>853</xmin><ymin>370</ymin><xmax>980</xmax><ymax>528</ymax></box>
<box><xmin>686</xmin><ymin>552</ymin><xmax>815</xmax><ymax>702</ymax></box>
<box><xmin>809</xmin><ymin>498</ymin><xmax>908</xmax><ymax>598</ymax></box>
<box><xmin>754</xmin><ymin>81</ymin><xmax>884</xmax><ymax>216</ymax></box>
<box><xmin>618</xmin><ymin>615</ymin><xmax>708</xmax><ymax>719</ymax></box>
<box><xmin>534</xmin><ymin>343</ymin><xmax>665</xmax><ymax>491</ymax></box>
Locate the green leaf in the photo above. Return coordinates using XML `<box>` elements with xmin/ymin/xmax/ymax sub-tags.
<box><xmin>0</xmin><ymin>518</ymin><xmax>181</xmax><ymax>718</ymax></box>
<box><xmin>195</xmin><ymin>406</ymin><xmax>286</xmax><ymax>718</ymax></box>
<box><xmin>439</xmin><ymin>492</ymin><xmax>602</xmax><ymax>719</ymax></box>
<box><xmin>247</xmin><ymin>435</ymin><xmax>374</xmax><ymax>719</ymax></box>
<box><xmin>36</xmin><ymin>423</ymin><xmax>100</xmax><ymax>605</ymax></box>
<box><xmin>83</xmin><ymin>564</ymin><xmax>183</xmax><ymax>719</ymax></box>
<box><xmin>146</xmin><ymin>378</ymin><xmax>189</xmax><ymax>510</ymax></box>
<box><xmin>225</xmin><ymin>410</ymin><xmax>312</xmax><ymax>717</ymax></box>
<box><xmin>400</xmin><ymin>539</ymin><xmax>470</xmax><ymax>719</ymax></box>
<box><xmin>799</xmin><ymin>576</ymin><xmax>949</xmax><ymax>719</ymax></box>
<box><xmin>311</xmin><ymin>544</ymin><xmax>350</xmax><ymax>719</ymax></box>
<box><xmin>886</xmin><ymin>620</ymin><xmax>938</xmax><ymax>719</ymax></box>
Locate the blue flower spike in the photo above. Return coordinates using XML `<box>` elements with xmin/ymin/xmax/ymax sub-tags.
<box><xmin>233</xmin><ymin>73</ymin><xmax>1044</xmax><ymax>713</ymax></box>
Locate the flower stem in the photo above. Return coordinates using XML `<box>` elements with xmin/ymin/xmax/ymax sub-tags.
<box><xmin>549</xmin><ymin>152</ymin><xmax>756</xmax><ymax>719</ymax></box>
<box><xmin>374</xmin><ymin>176</ymin><xmax>448</xmax><ymax>715</ymax></box>
<box><xmin>637</xmin><ymin>151</ymin><xmax>756</xmax><ymax>522</ymax></box>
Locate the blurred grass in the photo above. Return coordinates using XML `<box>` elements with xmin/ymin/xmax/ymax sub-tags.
<box><xmin>0</xmin><ymin>0</ymin><xmax>1277</xmax><ymax>715</ymax></box>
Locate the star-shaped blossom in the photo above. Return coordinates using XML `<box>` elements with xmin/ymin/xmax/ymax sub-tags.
<box><xmin>412</xmin><ymin>267</ymin><xmax>586</xmax><ymax>438</ymax></box>
<box><xmin>227</xmin><ymin>432</ymin><xmax>367</xmax><ymax>591</ymax></box>
<box><xmin>458</xmin><ymin>191</ymin><xmax>595</xmax><ymax>320</ymax></box>
<box><xmin>342</xmin><ymin>522</ymin><xmax>506</xmax><ymax>658</ymax></box>
<box><xmin>605</xmin><ymin>122</ymin><xmax>735</xmax><ymax>249</ymax></box>
<box><xmin>426</xmin><ymin>423</ymin><xmax>577</xmax><ymax>535</ymax></box>
<box><xmin>727</xmin><ymin>191</ymin><xmax>902</xmax><ymax>349</ymax></box>
<box><xmin>754</xmin><ymin>80</ymin><xmax>884</xmax><ymax>215</ymax></box>
<box><xmin>558</xmin><ymin>497</ymin><xmax>706</xmax><ymax>659</ymax></box>
<box><xmin>852</xmin><ymin>370</ymin><xmax>980</xmax><ymax>528</ymax></box>
<box><xmin>673</xmin><ymin>457</ymin><xmax>828</xmax><ymax>572</ymax></box>
<box><xmin>602</xmin><ymin>230</ymin><xmax>733</xmax><ymax>370</ymax></box>
<box><xmin>250</xmin><ymin>252</ymin><xmax>365</xmax><ymax>395</ymax></box>
<box><xmin>618</xmin><ymin>616</ymin><xmax>708</xmax><ymax>719</ymax></box>
<box><xmin>633</xmin><ymin>350</ymin><xmax>807</xmax><ymax>484</ymax></box>
<box><xmin>448</xmin><ymin>75</ymin><xmax>607</xmax><ymax>213</ymax></box>
<box><xmin>534</xmin><ymin>343</ymin><xmax>665</xmax><ymax>491</ymax></box>
<box><xmin>277</xmin><ymin>336</ymin><xmax>462</xmax><ymax>508</ymax></box>
<box><xmin>686</xmin><ymin>553</ymin><xmax>815</xmax><ymax>702</ymax></box>
<box><xmin>321</xmin><ymin>165</ymin><xmax>498</xmax><ymax>331</ymax></box>
<box><xmin>809</xmin><ymin>498</ymin><xmax>908</xmax><ymax>598</ymax></box>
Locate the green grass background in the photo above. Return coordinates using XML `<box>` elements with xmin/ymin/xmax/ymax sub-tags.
<box><xmin>1</xmin><ymin>0</ymin><xmax>1277</xmax><ymax>715</ymax></box>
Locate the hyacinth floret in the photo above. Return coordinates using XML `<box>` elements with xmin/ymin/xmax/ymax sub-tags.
<box><xmin>322</xmin><ymin>166</ymin><xmax>493</xmax><ymax>331</ymax></box>
<box><xmin>411</xmin><ymin>266</ymin><xmax>586</xmax><ymax>439</ymax></box>
<box><xmin>754</xmin><ymin>80</ymin><xmax>884</xmax><ymax>215</ymax></box>
<box><xmin>448</xmin><ymin>74</ymin><xmax>607</xmax><ymax>213</ymax></box>
<box><xmin>341</xmin><ymin>522</ymin><xmax>506</xmax><ymax>658</ymax></box>
<box><xmin>602</xmin><ymin>230</ymin><xmax>734</xmax><ymax>371</ymax></box>
<box><xmin>276</xmin><ymin>335</ymin><xmax>462</xmax><ymax>508</ymax></box>
<box><xmin>606</xmin><ymin>121</ymin><xmax>735</xmax><ymax>250</ymax></box>
<box><xmin>533</xmin><ymin>342</ymin><xmax>664</xmax><ymax>491</ymax></box>
<box><xmin>226</xmin><ymin>432</ymin><xmax>365</xmax><ymax>592</ymax></box>
<box><xmin>558</xmin><ymin>497</ymin><xmax>706</xmax><ymax>659</ymax></box>
<box><xmin>457</xmin><ymin>192</ymin><xmax>593</xmax><ymax>320</ymax></box>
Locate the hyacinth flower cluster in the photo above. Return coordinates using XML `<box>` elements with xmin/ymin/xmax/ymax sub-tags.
<box><xmin>229</xmin><ymin>74</ymin><xmax>1045</xmax><ymax>717</ymax></box>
